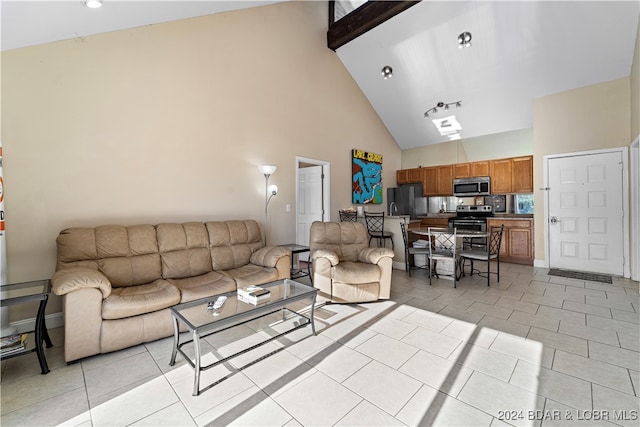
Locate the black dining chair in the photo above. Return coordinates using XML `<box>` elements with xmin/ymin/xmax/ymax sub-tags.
<box><xmin>427</xmin><ymin>227</ymin><xmax>459</xmax><ymax>288</ymax></box>
<box><xmin>339</xmin><ymin>210</ymin><xmax>358</xmax><ymax>222</ymax></box>
<box><xmin>364</xmin><ymin>212</ymin><xmax>394</xmax><ymax>249</ymax></box>
<box><xmin>400</xmin><ymin>222</ymin><xmax>429</xmax><ymax>276</ymax></box>
<box><xmin>460</xmin><ymin>225</ymin><xmax>504</xmax><ymax>287</ymax></box>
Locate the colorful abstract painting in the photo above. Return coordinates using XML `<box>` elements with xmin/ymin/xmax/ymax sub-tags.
<box><xmin>352</xmin><ymin>149</ymin><xmax>383</xmax><ymax>204</ymax></box>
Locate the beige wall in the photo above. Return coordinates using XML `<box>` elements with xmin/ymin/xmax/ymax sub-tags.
<box><xmin>1</xmin><ymin>2</ymin><xmax>401</xmax><ymax>320</ymax></box>
<box><xmin>401</xmin><ymin>128</ymin><xmax>533</xmax><ymax>169</ymax></box>
<box><xmin>532</xmin><ymin>77</ymin><xmax>631</xmax><ymax>263</ymax></box>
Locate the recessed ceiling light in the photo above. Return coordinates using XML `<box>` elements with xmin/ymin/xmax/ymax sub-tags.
<box><xmin>84</xmin><ymin>0</ymin><xmax>103</xmax><ymax>9</ymax></box>
<box><xmin>381</xmin><ymin>65</ymin><xmax>393</xmax><ymax>80</ymax></box>
<box><xmin>457</xmin><ymin>31</ymin><xmax>472</xmax><ymax>48</ymax></box>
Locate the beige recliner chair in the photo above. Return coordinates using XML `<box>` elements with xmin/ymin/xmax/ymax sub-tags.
<box><xmin>309</xmin><ymin>221</ymin><xmax>394</xmax><ymax>303</ymax></box>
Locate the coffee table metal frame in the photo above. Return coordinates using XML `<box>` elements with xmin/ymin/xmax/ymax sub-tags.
<box><xmin>169</xmin><ymin>278</ymin><xmax>317</xmax><ymax>396</ymax></box>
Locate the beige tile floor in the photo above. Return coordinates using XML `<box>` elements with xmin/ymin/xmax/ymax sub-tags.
<box><xmin>1</xmin><ymin>263</ymin><xmax>638</xmax><ymax>426</ymax></box>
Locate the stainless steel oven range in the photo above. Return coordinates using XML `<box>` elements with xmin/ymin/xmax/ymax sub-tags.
<box><xmin>448</xmin><ymin>205</ymin><xmax>494</xmax><ymax>249</ymax></box>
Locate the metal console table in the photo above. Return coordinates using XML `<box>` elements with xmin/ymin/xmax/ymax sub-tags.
<box><xmin>0</xmin><ymin>279</ymin><xmax>53</xmax><ymax>374</ymax></box>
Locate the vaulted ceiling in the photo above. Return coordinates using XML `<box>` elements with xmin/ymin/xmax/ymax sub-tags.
<box><xmin>3</xmin><ymin>1</ymin><xmax>639</xmax><ymax>150</ymax></box>
<box><xmin>335</xmin><ymin>1</ymin><xmax>640</xmax><ymax>149</ymax></box>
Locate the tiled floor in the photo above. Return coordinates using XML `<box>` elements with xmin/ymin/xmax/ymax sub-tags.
<box><xmin>1</xmin><ymin>263</ymin><xmax>638</xmax><ymax>426</ymax></box>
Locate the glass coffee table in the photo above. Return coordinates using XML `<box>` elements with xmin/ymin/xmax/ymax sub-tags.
<box><xmin>169</xmin><ymin>279</ymin><xmax>317</xmax><ymax>396</ymax></box>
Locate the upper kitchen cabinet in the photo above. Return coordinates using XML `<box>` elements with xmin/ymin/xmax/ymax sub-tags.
<box><xmin>397</xmin><ymin>167</ymin><xmax>423</xmax><ymax>184</ymax></box>
<box><xmin>437</xmin><ymin>165</ymin><xmax>453</xmax><ymax>195</ymax></box>
<box><xmin>472</xmin><ymin>161</ymin><xmax>490</xmax><ymax>177</ymax></box>
<box><xmin>454</xmin><ymin>161</ymin><xmax>490</xmax><ymax>178</ymax></box>
<box><xmin>396</xmin><ymin>169</ymin><xmax>409</xmax><ymax>184</ymax></box>
<box><xmin>421</xmin><ymin>165</ymin><xmax>452</xmax><ymax>196</ymax></box>
<box><xmin>511</xmin><ymin>156</ymin><xmax>534</xmax><ymax>193</ymax></box>
<box><xmin>490</xmin><ymin>155</ymin><xmax>533</xmax><ymax>194</ymax></box>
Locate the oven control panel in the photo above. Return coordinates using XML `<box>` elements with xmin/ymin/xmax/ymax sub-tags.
<box><xmin>456</xmin><ymin>205</ymin><xmax>493</xmax><ymax>214</ymax></box>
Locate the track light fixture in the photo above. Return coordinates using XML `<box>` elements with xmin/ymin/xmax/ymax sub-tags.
<box><xmin>381</xmin><ymin>65</ymin><xmax>393</xmax><ymax>80</ymax></box>
<box><xmin>423</xmin><ymin>100</ymin><xmax>462</xmax><ymax>118</ymax></box>
<box><xmin>458</xmin><ymin>31</ymin><xmax>472</xmax><ymax>48</ymax></box>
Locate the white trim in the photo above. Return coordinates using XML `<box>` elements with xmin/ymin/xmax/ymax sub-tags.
<box><xmin>9</xmin><ymin>312</ymin><xmax>63</xmax><ymax>334</ymax></box>
<box><xmin>543</xmin><ymin>147</ymin><xmax>630</xmax><ymax>278</ymax></box>
<box><xmin>534</xmin><ymin>259</ymin><xmax>546</xmax><ymax>268</ymax></box>
<box><xmin>630</xmin><ymin>135</ymin><xmax>639</xmax><ymax>281</ymax></box>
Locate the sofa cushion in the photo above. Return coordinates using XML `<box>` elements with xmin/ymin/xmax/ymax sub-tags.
<box><xmin>157</xmin><ymin>222</ymin><xmax>212</xmax><ymax>279</ymax></box>
<box><xmin>207</xmin><ymin>221</ymin><xmax>263</xmax><ymax>269</ymax></box>
<box><xmin>332</xmin><ymin>261</ymin><xmax>381</xmax><ymax>284</ymax></box>
<box><xmin>168</xmin><ymin>271</ymin><xmax>236</xmax><ymax>303</ymax></box>
<box><xmin>102</xmin><ymin>279</ymin><xmax>180</xmax><ymax>320</ymax></box>
<box><xmin>222</xmin><ymin>264</ymin><xmax>280</xmax><ymax>288</ymax></box>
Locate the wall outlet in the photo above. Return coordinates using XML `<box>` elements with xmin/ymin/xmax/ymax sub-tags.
<box><xmin>285</xmin><ymin>204</ymin><xmax>291</xmax><ymax>212</ymax></box>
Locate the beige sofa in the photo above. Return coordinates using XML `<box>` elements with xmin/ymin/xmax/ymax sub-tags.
<box><xmin>52</xmin><ymin>220</ymin><xmax>290</xmax><ymax>362</ymax></box>
<box><xmin>309</xmin><ymin>221</ymin><xmax>394</xmax><ymax>303</ymax></box>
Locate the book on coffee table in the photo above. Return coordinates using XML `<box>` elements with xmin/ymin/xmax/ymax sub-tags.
<box><xmin>237</xmin><ymin>285</ymin><xmax>270</xmax><ymax>305</ymax></box>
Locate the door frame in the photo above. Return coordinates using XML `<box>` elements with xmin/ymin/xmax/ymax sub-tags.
<box><xmin>543</xmin><ymin>147</ymin><xmax>630</xmax><ymax>278</ymax></box>
<box><xmin>295</xmin><ymin>156</ymin><xmax>330</xmax><ymax>246</ymax></box>
<box><xmin>630</xmin><ymin>135</ymin><xmax>639</xmax><ymax>281</ymax></box>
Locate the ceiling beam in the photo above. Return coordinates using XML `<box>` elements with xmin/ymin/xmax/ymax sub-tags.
<box><xmin>327</xmin><ymin>1</ymin><xmax>420</xmax><ymax>51</ymax></box>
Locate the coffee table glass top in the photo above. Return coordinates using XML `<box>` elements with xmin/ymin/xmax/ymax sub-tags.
<box><xmin>171</xmin><ymin>279</ymin><xmax>316</xmax><ymax>331</ymax></box>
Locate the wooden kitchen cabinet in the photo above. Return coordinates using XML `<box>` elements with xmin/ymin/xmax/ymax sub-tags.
<box><xmin>471</xmin><ymin>161</ymin><xmax>490</xmax><ymax>177</ymax></box>
<box><xmin>454</xmin><ymin>163</ymin><xmax>471</xmax><ymax>178</ymax></box>
<box><xmin>437</xmin><ymin>165</ymin><xmax>453</xmax><ymax>195</ymax></box>
<box><xmin>397</xmin><ymin>169</ymin><xmax>409</xmax><ymax>184</ymax></box>
<box><xmin>422</xmin><ymin>167</ymin><xmax>438</xmax><ymax>196</ymax></box>
<box><xmin>487</xmin><ymin>219</ymin><xmax>533</xmax><ymax>265</ymax></box>
<box><xmin>490</xmin><ymin>155</ymin><xmax>533</xmax><ymax>194</ymax></box>
<box><xmin>490</xmin><ymin>158</ymin><xmax>513</xmax><ymax>194</ymax></box>
<box><xmin>420</xmin><ymin>218</ymin><xmax>450</xmax><ymax>228</ymax></box>
<box><xmin>454</xmin><ymin>161</ymin><xmax>490</xmax><ymax>179</ymax></box>
<box><xmin>408</xmin><ymin>168</ymin><xmax>423</xmax><ymax>183</ymax></box>
<box><xmin>421</xmin><ymin>166</ymin><xmax>453</xmax><ymax>196</ymax></box>
<box><xmin>511</xmin><ymin>156</ymin><xmax>534</xmax><ymax>193</ymax></box>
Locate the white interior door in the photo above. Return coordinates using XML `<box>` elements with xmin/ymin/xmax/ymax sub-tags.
<box><xmin>548</xmin><ymin>151</ymin><xmax>624</xmax><ymax>275</ymax></box>
<box><xmin>297</xmin><ymin>165</ymin><xmax>323</xmax><ymax>261</ymax></box>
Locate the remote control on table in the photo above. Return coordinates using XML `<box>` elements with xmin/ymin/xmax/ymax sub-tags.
<box><xmin>212</xmin><ymin>296</ymin><xmax>227</xmax><ymax>309</ymax></box>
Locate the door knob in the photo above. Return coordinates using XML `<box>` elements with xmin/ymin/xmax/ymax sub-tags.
<box><xmin>550</xmin><ymin>216</ymin><xmax>560</xmax><ymax>224</ymax></box>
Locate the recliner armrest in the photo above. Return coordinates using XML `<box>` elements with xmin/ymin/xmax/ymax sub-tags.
<box><xmin>250</xmin><ymin>246</ymin><xmax>290</xmax><ymax>268</ymax></box>
<box><xmin>312</xmin><ymin>249</ymin><xmax>340</xmax><ymax>266</ymax></box>
<box><xmin>358</xmin><ymin>247</ymin><xmax>394</xmax><ymax>265</ymax></box>
<box><xmin>52</xmin><ymin>267</ymin><xmax>112</xmax><ymax>298</ymax></box>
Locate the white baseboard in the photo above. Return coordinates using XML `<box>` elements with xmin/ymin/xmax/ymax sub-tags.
<box><xmin>10</xmin><ymin>312</ymin><xmax>64</xmax><ymax>333</ymax></box>
<box><xmin>534</xmin><ymin>259</ymin><xmax>547</xmax><ymax>268</ymax></box>
<box><xmin>392</xmin><ymin>261</ymin><xmax>408</xmax><ymax>271</ymax></box>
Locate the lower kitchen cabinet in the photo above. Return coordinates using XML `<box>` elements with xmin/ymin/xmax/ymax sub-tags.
<box><xmin>487</xmin><ymin>219</ymin><xmax>534</xmax><ymax>265</ymax></box>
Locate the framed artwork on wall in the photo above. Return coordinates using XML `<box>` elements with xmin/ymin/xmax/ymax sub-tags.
<box><xmin>352</xmin><ymin>148</ymin><xmax>383</xmax><ymax>204</ymax></box>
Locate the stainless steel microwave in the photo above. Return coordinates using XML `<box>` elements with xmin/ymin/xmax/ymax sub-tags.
<box><xmin>453</xmin><ymin>177</ymin><xmax>491</xmax><ymax>197</ymax></box>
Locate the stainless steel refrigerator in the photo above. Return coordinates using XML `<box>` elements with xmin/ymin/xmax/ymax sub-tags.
<box><xmin>386</xmin><ymin>183</ymin><xmax>424</xmax><ymax>219</ymax></box>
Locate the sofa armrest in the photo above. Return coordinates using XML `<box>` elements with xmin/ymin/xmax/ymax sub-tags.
<box><xmin>52</xmin><ymin>267</ymin><xmax>112</xmax><ymax>298</ymax></box>
<box><xmin>250</xmin><ymin>246</ymin><xmax>290</xmax><ymax>268</ymax></box>
<box><xmin>358</xmin><ymin>247</ymin><xmax>394</xmax><ymax>265</ymax></box>
<box><xmin>311</xmin><ymin>249</ymin><xmax>340</xmax><ymax>266</ymax></box>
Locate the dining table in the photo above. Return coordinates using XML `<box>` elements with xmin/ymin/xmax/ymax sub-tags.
<box><xmin>409</xmin><ymin>228</ymin><xmax>490</xmax><ymax>279</ymax></box>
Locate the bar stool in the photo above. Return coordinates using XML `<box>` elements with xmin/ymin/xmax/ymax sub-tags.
<box><xmin>364</xmin><ymin>212</ymin><xmax>394</xmax><ymax>249</ymax></box>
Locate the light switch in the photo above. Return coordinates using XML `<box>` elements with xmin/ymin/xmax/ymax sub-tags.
<box><xmin>285</xmin><ymin>204</ymin><xmax>291</xmax><ymax>212</ymax></box>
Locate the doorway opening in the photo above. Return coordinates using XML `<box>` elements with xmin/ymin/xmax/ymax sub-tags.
<box><xmin>295</xmin><ymin>157</ymin><xmax>330</xmax><ymax>262</ymax></box>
